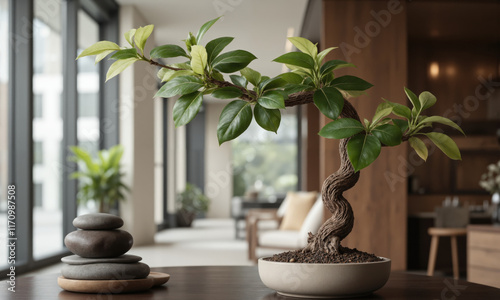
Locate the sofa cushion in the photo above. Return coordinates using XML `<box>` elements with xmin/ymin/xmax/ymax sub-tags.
<box><xmin>299</xmin><ymin>196</ymin><xmax>324</xmax><ymax>238</ymax></box>
<box><xmin>279</xmin><ymin>191</ymin><xmax>317</xmax><ymax>231</ymax></box>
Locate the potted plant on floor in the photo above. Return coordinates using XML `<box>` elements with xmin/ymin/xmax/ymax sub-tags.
<box><xmin>69</xmin><ymin>145</ymin><xmax>129</xmax><ymax>214</ymax></box>
<box><xmin>176</xmin><ymin>183</ymin><xmax>211</xmax><ymax>227</ymax></box>
<box><xmin>77</xmin><ymin>18</ymin><xmax>463</xmax><ymax>297</ymax></box>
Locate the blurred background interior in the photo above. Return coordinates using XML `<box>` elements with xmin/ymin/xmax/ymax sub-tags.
<box><xmin>1</xmin><ymin>0</ymin><xmax>500</xmax><ymax>287</ymax></box>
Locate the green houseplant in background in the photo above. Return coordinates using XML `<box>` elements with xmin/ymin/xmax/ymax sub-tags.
<box><xmin>176</xmin><ymin>183</ymin><xmax>210</xmax><ymax>227</ymax></box>
<box><xmin>77</xmin><ymin>18</ymin><xmax>464</xmax><ymax>297</ymax></box>
<box><xmin>69</xmin><ymin>145</ymin><xmax>129</xmax><ymax>214</ymax></box>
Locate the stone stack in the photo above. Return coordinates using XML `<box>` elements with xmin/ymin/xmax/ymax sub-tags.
<box><xmin>61</xmin><ymin>213</ymin><xmax>150</xmax><ymax>280</ymax></box>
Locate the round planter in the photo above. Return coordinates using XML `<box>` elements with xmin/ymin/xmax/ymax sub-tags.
<box><xmin>258</xmin><ymin>257</ymin><xmax>391</xmax><ymax>298</ymax></box>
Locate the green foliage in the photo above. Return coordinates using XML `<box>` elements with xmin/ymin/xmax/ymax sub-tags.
<box><xmin>217</xmin><ymin>100</ymin><xmax>253</xmax><ymax>145</ymax></box>
<box><xmin>254</xmin><ymin>104</ymin><xmax>281</xmax><ymax>133</ymax></box>
<box><xmin>77</xmin><ymin>17</ymin><xmax>464</xmax><ymax>172</ymax></box>
<box><xmin>69</xmin><ymin>145</ymin><xmax>129</xmax><ymax>212</ymax></box>
<box><xmin>173</xmin><ymin>91</ymin><xmax>204</xmax><ymax>127</ymax></box>
<box><xmin>150</xmin><ymin>44</ymin><xmax>188</xmax><ymax>59</ymax></box>
<box><xmin>176</xmin><ymin>183</ymin><xmax>210</xmax><ymax>214</ymax></box>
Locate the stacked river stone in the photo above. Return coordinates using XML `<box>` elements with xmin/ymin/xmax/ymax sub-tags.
<box><xmin>61</xmin><ymin>213</ymin><xmax>150</xmax><ymax>280</ymax></box>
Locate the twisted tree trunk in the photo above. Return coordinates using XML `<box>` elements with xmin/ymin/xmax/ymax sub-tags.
<box><xmin>303</xmin><ymin>99</ymin><xmax>360</xmax><ymax>254</ymax></box>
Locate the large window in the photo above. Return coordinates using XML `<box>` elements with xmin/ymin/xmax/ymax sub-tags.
<box><xmin>32</xmin><ymin>0</ymin><xmax>64</xmax><ymax>259</ymax></box>
<box><xmin>232</xmin><ymin>108</ymin><xmax>299</xmax><ymax>198</ymax></box>
<box><xmin>0</xmin><ymin>0</ymin><xmax>9</xmax><ymax>270</ymax></box>
<box><xmin>1</xmin><ymin>0</ymin><xmax>119</xmax><ymax>278</ymax></box>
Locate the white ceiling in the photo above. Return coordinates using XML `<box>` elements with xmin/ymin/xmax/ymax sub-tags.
<box><xmin>116</xmin><ymin>0</ymin><xmax>309</xmax><ymax>77</ymax></box>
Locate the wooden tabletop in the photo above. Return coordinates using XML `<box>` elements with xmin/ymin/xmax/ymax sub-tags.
<box><xmin>3</xmin><ymin>266</ymin><xmax>500</xmax><ymax>299</ymax></box>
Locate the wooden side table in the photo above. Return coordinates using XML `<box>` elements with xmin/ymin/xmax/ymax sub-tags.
<box><xmin>427</xmin><ymin>227</ymin><xmax>467</xmax><ymax>279</ymax></box>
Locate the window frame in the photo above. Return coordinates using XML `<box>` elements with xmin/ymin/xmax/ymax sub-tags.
<box><xmin>3</xmin><ymin>0</ymin><xmax>119</xmax><ymax>278</ymax></box>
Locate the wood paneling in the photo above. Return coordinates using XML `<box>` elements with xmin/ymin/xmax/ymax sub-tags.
<box><xmin>321</xmin><ymin>0</ymin><xmax>408</xmax><ymax>270</ymax></box>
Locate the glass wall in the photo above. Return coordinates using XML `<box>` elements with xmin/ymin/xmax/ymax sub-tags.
<box><xmin>76</xmin><ymin>10</ymin><xmax>100</xmax><ymax>215</ymax></box>
<box><xmin>0</xmin><ymin>0</ymin><xmax>9</xmax><ymax>269</ymax></box>
<box><xmin>32</xmin><ymin>0</ymin><xmax>64</xmax><ymax>259</ymax></box>
<box><xmin>232</xmin><ymin>108</ymin><xmax>298</xmax><ymax>198</ymax></box>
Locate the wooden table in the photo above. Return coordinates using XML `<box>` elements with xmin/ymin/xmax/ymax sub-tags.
<box><xmin>3</xmin><ymin>266</ymin><xmax>500</xmax><ymax>299</ymax></box>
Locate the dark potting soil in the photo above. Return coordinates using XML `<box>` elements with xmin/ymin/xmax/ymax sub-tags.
<box><xmin>264</xmin><ymin>247</ymin><xmax>382</xmax><ymax>264</ymax></box>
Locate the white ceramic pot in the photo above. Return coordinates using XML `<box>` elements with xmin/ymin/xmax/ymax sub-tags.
<box><xmin>258</xmin><ymin>257</ymin><xmax>391</xmax><ymax>298</ymax></box>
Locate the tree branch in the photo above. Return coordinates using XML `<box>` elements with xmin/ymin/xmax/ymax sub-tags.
<box><xmin>148</xmin><ymin>59</ymin><xmax>184</xmax><ymax>71</ymax></box>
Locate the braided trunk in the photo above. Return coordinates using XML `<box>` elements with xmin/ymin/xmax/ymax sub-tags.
<box><xmin>303</xmin><ymin>99</ymin><xmax>360</xmax><ymax>254</ymax></box>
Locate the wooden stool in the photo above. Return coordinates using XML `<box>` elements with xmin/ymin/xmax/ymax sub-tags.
<box><xmin>427</xmin><ymin>227</ymin><xmax>467</xmax><ymax>279</ymax></box>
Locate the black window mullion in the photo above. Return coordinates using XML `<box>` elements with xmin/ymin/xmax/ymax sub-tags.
<box><xmin>61</xmin><ymin>0</ymin><xmax>79</xmax><ymax>239</ymax></box>
<box><xmin>8</xmin><ymin>0</ymin><xmax>34</xmax><ymax>266</ymax></box>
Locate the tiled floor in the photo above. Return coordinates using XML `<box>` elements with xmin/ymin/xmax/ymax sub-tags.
<box><xmin>23</xmin><ymin>218</ymin><xmax>279</xmax><ymax>277</ymax></box>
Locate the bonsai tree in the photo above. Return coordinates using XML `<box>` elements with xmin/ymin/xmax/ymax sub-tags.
<box><xmin>176</xmin><ymin>183</ymin><xmax>210</xmax><ymax>227</ymax></box>
<box><xmin>77</xmin><ymin>18</ymin><xmax>463</xmax><ymax>257</ymax></box>
<box><xmin>69</xmin><ymin>145</ymin><xmax>129</xmax><ymax>213</ymax></box>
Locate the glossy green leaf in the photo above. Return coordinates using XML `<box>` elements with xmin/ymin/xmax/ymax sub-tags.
<box><xmin>313</xmin><ymin>87</ymin><xmax>344</xmax><ymax>120</ymax></box>
<box><xmin>240</xmin><ymin>67</ymin><xmax>261</xmax><ymax>86</ymax></box>
<box><xmin>316</xmin><ymin>47</ymin><xmax>337</xmax><ymax>63</ymax></box>
<box><xmin>134</xmin><ymin>24</ymin><xmax>154</xmax><ymax>53</ymax></box>
<box><xmin>230</xmin><ymin>75</ymin><xmax>248</xmax><ymax>88</ymax></box>
<box><xmin>77</xmin><ymin>41</ymin><xmax>120</xmax><ymax>59</ymax></box>
<box><xmin>124</xmin><ymin>28</ymin><xmax>136</xmax><ymax>46</ymax></box>
<box><xmin>419</xmin><ymin>91</ymin><xmax>437</xmax><ymax>110</ymax></box>
<box><xmin>211</xmin><ymin>71</ymin><xmax>224</xmax><ymax>82</ymax></box>
<box><xmin>106</xmin><ymin>58</ymin><xmax>139</xmax><ymax>81</ymax></box>
<box><xmin>173</xmin><ymin>91</ymin><xmax>203</xmax><ymax>127</ymax></box>
<box><xmin>273</xmin><ymin>52</ymin><xmax>315</xmax><ymax>69</ymax></box>
<box><xmin>110</xmin><ymin>48</ymin><xmax>138</xmax><ymax>60</ymax></box>
<box><xmin>257</xmin><ymin>91</ymin><xmax>285</xmax><ymax>109</ymax></box>
<box><xmin>371</xmin><ymin>107</ymin><xmax>393</xmax><ymax>125</ymax></box>
<box><xmin>212</xmin><ymin>50</ymin><xmax>257</xmax><ymax>73</ymax></box>
<box><xmin>372</xmin><ymin>124</ymin><xmax>402</xmax><ymax>146</ymax></box>
<box><xmin>278</xmin><ymin>72</ymin><xmax>303</xmax><ymax>84</ymax></box>
<box><xmin>425</xmin><ymin>132</ymin><xmax>461</xmax><ymax>160</ymax></box>
<box><xmin>254</xmin><ymin>104</ymin><xmax>281</xmax><ymax>133</ymax></box>
<box><xmin>375</xmin><ymin>102</ymin><xmax>393</xmax><ymax>115</ymax></box>
<box><xmin>409</xmin><ymin>137</ymin><xmax>428</xmax><ymax>161</ymax></box>
<box><xmin>196</xmin><ymin>16</ymin><xmax>221</xmax><ymax>44</ymax></box>
<box><xmin>95</xmin><ymin>50</ymin><xmax>115</xmax><ymax>64</ymax></box>
<box><xmin>330</xmin><ymin>75</ymin><xmax>373</xmax><ymax>91</ymax></box>
<box><xmin>284</xmin><ymin>84</ymin><xmax>309</xmax><ymax>94</ymax></box>
<box><xmin>190</xmin><ymin>45</ymin><xmax>207</xmax><ymax>75</ymax></box>
<box><xmin>206</xmin><ymin>37</ymin><xmax>234</xmax><ymax>64</ymax></box>
<box><xmin>212</xmin><ymin>87</ymin><xmax>243</xmax><ymax>99</ymax></box>
<box><xmin>155</xmin><ymin>76</ymin><xmax>203</xmax><ymax>98</ymax></box>
<box><xmin>319</xmin><ymin>118</ymin><xmax>364</xmax><ymax>139</ymax></box>
<box><xmin>259</xmin><ymin>77</ymin><xmax>287</xmax><ymax>91</ymax></box>
<box><xmin>347</xmin><ymin>134</ymin><xmax>381</xmax><ymax>171</ymax></box>
<box><xmin>150</xmin><ymin>44</ymin><xmax>188</xmax><ymax>59</ymax></box>
<box><xmin>404</xmin><ymin>87</ymin><xmax>420</xmax><ymax>112</ymax></box>
<box><xmin>161</xmin><ymin>70</ymin><xmax>195</xmax><ymax>82</ymax></box>
<box><xmin>419</xmin><ymin>116</ymin><xmax>464</xmax><ymax>135</ymax></box>
<box><xmin>384</xmin><ymin>99</ymin><xmax>412</xmax><ymax>119</ymax></box>
<box><xmin>320</xmin><ymin>59</ymin><xmax>355</xmax><ymax>75</ymax></box>
<box><xmin>393</xmin><ymin>119</ymin><xmax>409</xmax><ymax>133</ymax></box>
<box><xmin>288</xmin><ymin>37</ymin><xmax>317</xmax><ymax>58</ymax></box>
<box><xmin>217</xmin><ymin>100</ymin><xmax>253</xmax><ymax>145</ymax></box>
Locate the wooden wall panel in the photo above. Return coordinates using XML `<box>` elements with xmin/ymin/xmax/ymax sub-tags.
<box><xmin>321</xmin><ymin>0</ymin><xmax>408</xmax><ymax>270</ymax></box>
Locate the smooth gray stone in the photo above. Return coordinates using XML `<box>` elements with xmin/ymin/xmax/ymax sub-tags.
<box><xmin>61</xmin><ymin>262</ymin><xmax>150</xmax><ymax>280</ymax></box>
<box><xmin>73</xmin><ymin>213</ymin><xmax>124</xmax><ymax>230</ymax></box>
<box><xmin>61</xmin><ymin>254</ymin><xmax>142</xmax><ymax>265</ymax></box>
<box><xmin>64</xmin><ymin>230</ymin><xmax>133</xmax><ymax>258</ymax></box>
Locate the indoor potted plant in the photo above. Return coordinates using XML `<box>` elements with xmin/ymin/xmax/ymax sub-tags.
<box><xmin>77</xmin><ymin>18</ymin><xmax>463</xmax><ymax>297</ymax></box>
<box><xmin>69</xmin><ymin>145</ymin><xmax>129</xmax><ymax>214</ymax></box>
<box><xmin>176</xmin><ymin>183</ymin><xmax>210</xmax><ymax>227</ymax></box>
